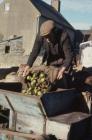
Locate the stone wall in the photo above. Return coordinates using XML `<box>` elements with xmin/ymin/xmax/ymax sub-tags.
<box><xmin>0</xmin><ymin>0</ymin><xmax>40</xmax><ymax>67</ymax></box>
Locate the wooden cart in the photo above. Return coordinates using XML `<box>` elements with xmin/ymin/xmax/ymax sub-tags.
<box><xmin>0</xmin><ymin>87</ymin><xmax>91</xmax><ymax>140</ymax></box>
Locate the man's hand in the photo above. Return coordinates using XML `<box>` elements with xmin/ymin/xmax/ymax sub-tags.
<box><xmin>48</xmin><ymin>66</ymin><xmax>59</xmax><ymax>83</ymax></box>
<box><xmin>18</xmin><ymin>64</ymin><xmax>30</xmax><ymax>77</ymax></box>
<box><xmin>57</xmin><ymin>67</ymin><xmax>66</xmax><ymax>79</ymax></box>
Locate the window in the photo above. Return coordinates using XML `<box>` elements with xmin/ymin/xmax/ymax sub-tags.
<box><xmin>5</xmin><ymin>45</ymin><xmax>10</xmax><ymax>53</ymax></box>
<box><xmin>4</xmin><ymin>2</ymin><xmax>10</xmax><ymax>12</ymax></box>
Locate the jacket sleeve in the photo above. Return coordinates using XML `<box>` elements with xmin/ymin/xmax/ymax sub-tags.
<box><xmin>61</xmin><ymin>33</ymin><xmax>73</xmax><ymax>69</ymax></box>
<box><xmin>27</xmin><ymin>36</ymin><xmax>42</xmax><ymax>67</ymax></box>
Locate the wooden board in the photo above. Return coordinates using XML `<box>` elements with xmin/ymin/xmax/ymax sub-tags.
<box><xmin>0</xmin><ymin>129</ymin><xmax>43</xmax><ymax>139</ymax></box>
<box><xmin>16</xmin><ymin>113</ymin><xmax>45</xmax><ymax>134</ymax></box>
<box><xmin>46</xmin><ymin>119</ymin><xmax>70</xmax><ymax>140</ymax></box>
<box><xmin>0</xmin><ymin>89</ymin><xmax>44</xmax><ymax>118</ymax></box>
<box><xmin>46</xmin><ymin>112</ymin><xmax>91</xmax><ymax>140</ymax></box>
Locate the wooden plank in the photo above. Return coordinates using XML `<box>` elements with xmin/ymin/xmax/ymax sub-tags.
<box><xmin>0</xmin><ymin>89</ymin><xmax>44</xmax><ymax>118</ymax></box>
<box><xmin>46</xmin><ymin>112</ymin><xmax>91</xmax><ymax>140</ymax></box>
<box><xmin>0</xmin><ymin>129</ymin><xmax>43</xmax><ymax>139</ymax></box>
<box><xmin>16</xmin><ymin>113</ymin><xmax>45</xmax><ymax>134</ymax></box>
<box><xmin>5</xmin><ymin>96</ymin><xmax>17</xmax><ymax>132</ymax></box>
<box><xmin>14</xmin><ymin>137</ymin><xmax>27</xmax><ymax>140</ymax></box>
<box><xmin>46</xmin><ymin>119</ymin><xmax>70</xmax><ymax>140</ymax></box>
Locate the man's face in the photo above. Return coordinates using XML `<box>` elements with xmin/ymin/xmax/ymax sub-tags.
<box><xmin>43</xmin><ymin>31</ymin><xmax>55</xmax><ymax>43</ymax></box>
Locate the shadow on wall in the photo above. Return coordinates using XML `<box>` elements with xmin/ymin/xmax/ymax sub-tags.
<box><xmin>0</xmin><ymin>33</ymin><xmax>4</xmax><ymax>41</ymax></box>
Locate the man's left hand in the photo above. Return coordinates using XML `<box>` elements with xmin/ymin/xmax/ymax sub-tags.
<box><xmin>57</xmin><ymin>67</ymin><xmax>66</xmax><ymax>79</ymax></box>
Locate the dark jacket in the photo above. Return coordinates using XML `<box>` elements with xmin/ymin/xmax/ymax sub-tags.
<box><xmin>27</xmin><ymin>28</ymin><xmax>73</xmax><ymax>70</ymax></box>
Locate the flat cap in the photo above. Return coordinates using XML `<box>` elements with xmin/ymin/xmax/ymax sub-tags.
<box><xmin>40</xmin><ymin>20</ymin><xmax>55</xmax><ymax>36</ymax></box>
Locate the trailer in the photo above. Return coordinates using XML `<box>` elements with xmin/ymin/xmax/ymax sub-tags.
<box><xmin>0</xmin><ymin>67</ymin><xmax>92</xmax><ymax>140</ymax></box>
<box><xmin>0</xmin><ymin>86</ymin><xmax>91</xmax><ymax>140</ymax></box>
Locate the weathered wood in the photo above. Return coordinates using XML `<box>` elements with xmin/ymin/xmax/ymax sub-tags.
<box><xmin>46</xmin><ymin>119</ymin><xmax>70</xmax><ymax>140</ymax></box>
<box><xmin>49</xmin><ymin>112</ymin><xmax>91</xmax><ymax>124</ymax></box>
<box><xmin>0</xmin><ymin>89</ymin><xmax>44</xmax><ymax>118</ymax></box>
<box><xmin>46</xmin><ymin>112</ymin><xmax>91</xmax><ymax>140</ymax></box>
<box><xmin>5</xmin><ymin>96</ymin><xmax>17</xmax><ymax>131</ymax></box>
<box><xmin>16</xmin><ymin>113</ymin><xmax>45</xmax><ymax>134</ymax></box>
<box><xmin>0</xmin><ymin>129</ymin><xmax>43</xmax><ymax>139</ymax></box>
<box><xmin>0</xmin><ymin>89</ymin><xmax>46</xmax><ymax>138</ymax></box>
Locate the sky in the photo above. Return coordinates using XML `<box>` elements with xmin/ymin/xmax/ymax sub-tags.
<box><xmin>43</xmin><ymin>0</ymin><xmax>92</xmax><ymax>30</ymax></box>
<box><xmin>0</xmin><ymin>0</ymin><xmax>91</xmax><ymax>30</ymax></box>
<box><xmin>0</xmin><ymin>0</ymin><xmax>3</xmax><ymax>4</ymax></box>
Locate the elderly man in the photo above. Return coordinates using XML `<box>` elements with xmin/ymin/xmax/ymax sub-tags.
<box><xmin>19</xmin><ymin>20</ymin><xmax>73</xmax><ymax>88</ymax></box>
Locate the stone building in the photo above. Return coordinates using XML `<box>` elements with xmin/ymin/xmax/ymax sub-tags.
<box><xmin>0</xmin><ymin>0</ymin><xmax>75</xmax><ymax>68</ymax></box>
<box><xmin>0</xmin><ymin>0</ymin><xmax>40</xmax><ymax>67</ymax></box>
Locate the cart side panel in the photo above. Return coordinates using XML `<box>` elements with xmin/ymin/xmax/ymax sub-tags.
<box><xmin>0</xmin><ymin>89</ymin><xmax>44</xmax><ymax>118</ymax></box>
<box><xmin>46</xmin><ymin>119</ymin><xmax>70</xmax><ymax>140</ymax></box>
<box><xmin>16</xmin><ymin>113</ymin><xmax>45</xmax><ymax>134</ymax></box>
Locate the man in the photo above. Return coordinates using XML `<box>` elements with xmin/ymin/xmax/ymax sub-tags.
<box><xmin>19</xmin><ymin>20</ymin><xmax>73</xmax><ymax>88</ymax></box>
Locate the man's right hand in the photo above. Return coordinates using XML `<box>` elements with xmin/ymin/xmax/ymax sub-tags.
<box><xmin>18</xmin><ymin>64</ymin><xmax>30</xmax><ymax>77</ymax></box>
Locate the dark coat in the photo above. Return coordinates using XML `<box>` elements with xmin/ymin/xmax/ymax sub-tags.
<box><xmin>27</xmin><ymin>28</ymin><xmax>73</xmax><ymax>70</ymax></box>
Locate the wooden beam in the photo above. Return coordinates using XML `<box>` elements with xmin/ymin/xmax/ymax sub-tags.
<box><xmin>5</xmin><ymin>96</ymin><xmax>17</xmax><ymax>131</ymax></box>
<box><xmin>0</xmin><ymin>129</ymin><xmax>43</xmax><ymax>139</ymax></box>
